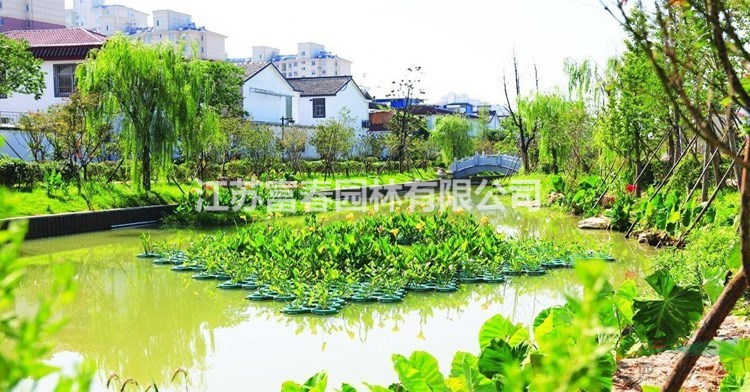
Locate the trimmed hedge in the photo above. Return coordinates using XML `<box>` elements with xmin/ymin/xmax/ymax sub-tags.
<box><xmin>0</xmin><ymin>158</ymin><xmax>432</xmax><ymax>189</ymax></box>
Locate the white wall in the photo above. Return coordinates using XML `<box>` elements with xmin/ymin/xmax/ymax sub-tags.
<box><xmin>0</xmin><ymin>60</ymin><xmax>81</xmax><ymax>114</ymax></box>
<box><xmin>243</xmin><ymin>67</ymin><xmax>299</xmax><ymax>125</ymax></box>
<box><xmin>297</xmin><ymin>80</ymin><xmax>368</xmax><ymax>136</ymax></box>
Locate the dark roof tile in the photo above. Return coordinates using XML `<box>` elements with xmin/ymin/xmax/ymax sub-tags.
<box><xmin>241</xmin><ymin>62</ymin><xmax>272</xmax><ymax>80</ymax></box>
<box><xmin>3</xmin><ymin>28</ymin><xmax>107</xmax><ymax>47</ymax></box>
<box><xmin>286</xmin><ymin>76</ymin><xmax>353</xmax><ymax>96</ymax></box>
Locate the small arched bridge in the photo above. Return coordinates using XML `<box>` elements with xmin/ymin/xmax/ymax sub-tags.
<box><xmin>449</xmin><ymin>153</ymin><xmax>522</xmax><ymax>179</ymax></box>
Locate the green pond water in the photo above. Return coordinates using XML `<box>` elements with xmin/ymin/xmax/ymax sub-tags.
<box><xmin>16</xmin><ymin>197</ymin><xmax>655</xmax><ymax>391</ymax></box>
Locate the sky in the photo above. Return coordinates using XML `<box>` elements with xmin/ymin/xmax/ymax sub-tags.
<box><xmin>65</xmin><ymin>0</ymin><xmax>627</xmax><ymax>105</ymax></box>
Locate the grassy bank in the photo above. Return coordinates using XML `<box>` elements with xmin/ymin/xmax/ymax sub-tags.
<box><xmin>1</xmin><ymin>183</ymin><xmax>186</xmax><ymax>219</ymax></box>
<box><xmin>2</xmin><ymin>170</ymin><xmax>438</xmax><ymax>220</ymax></box>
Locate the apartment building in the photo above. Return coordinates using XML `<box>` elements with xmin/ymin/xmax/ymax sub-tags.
<box><xmin>130</xmin><ymin>10</ymin><xmax>227</xmax><ymax>60</ymax></box>
<box><xmin>250</xmin><ymin>42</ymin><xmax>352</xmax><ymax>78</ymax></box>
<box><xmin>0</xmin><ymin>0</ymin><xmax>66</xmax><ymax>32</ymax></box>
<box><xmin>66</xmin><ymin>0</ymin><xmax>147</xmax><ymax>35</ymax></box>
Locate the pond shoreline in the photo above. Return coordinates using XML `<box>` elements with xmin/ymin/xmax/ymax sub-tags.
<box><xmin>10</xmin><ymin>178</ymin><xmax>504</xmax><ymax>240</ymax></box>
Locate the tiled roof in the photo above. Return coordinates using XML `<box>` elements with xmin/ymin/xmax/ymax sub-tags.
<box><xmin>409</xmin><ymin>105</ymin><xmax>455</xmax><ymax>115</ymax></box>
<box><xmin>286</xmin><ymin>76</ymin><xmax>353</xmax><ymax>97</ymax></box>
<box><xmin>3</xmin><ymin>28</ymin><xmax>107</xmax><ymax>47</ymax></box>
<box><xmin>241</xmin><ymin>62</ymin><xmax>272</xmax><ymax>80</ymax></box>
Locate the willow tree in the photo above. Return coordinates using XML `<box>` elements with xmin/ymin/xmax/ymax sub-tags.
<box><xmin>0</xmin><ymin>34</ymin><xmax>44</xmax><ymax>98</ymax></box>
<box><xmin>431</xmin><ymin>114</ymin><xmax>474</xmax><ymax>166</ymax></box>
<box><xmin>76</xmin><ymin>35</ymin><xmax>200</xmax><ymax>191</ymax></box>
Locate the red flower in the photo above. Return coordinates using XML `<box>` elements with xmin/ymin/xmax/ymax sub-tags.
<box><xmin>625</xmin><ymin>184</ymin><xmax>638</xmax><ymax>194</ymax></box>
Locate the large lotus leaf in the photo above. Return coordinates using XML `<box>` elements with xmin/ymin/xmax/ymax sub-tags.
<box><xmin>703</xmin><ymin>267</ymin><xmax>727</xmax><ymax>306</ymax></box>
<box><xmin>339</xmin><ymin>384</ymin><xmax>358</xmax><ymax>392</ymax></box>
<box><xmin>281</xmin><ymin>372</ymin><xmax>328</xmax><ymax>392</ymax></box>
<box><xmin>719</xmin><ymin>373</ymin><xmax>750</xmax><ymax>392</ymax></box>
<box><xmin>720</xmin><ymin>340</ymin><xmax>750</xmax><ymax>376</ymax></box>
<box><xmin>633</xmin><ymin>270</ymin><xmax>703</xmax><ymax>348</ymax></box>
<box><xmin>478</xmin><ymin>314</ymin><xmax>529</xmax><ymax>350</ymax></box>
<box><xmin>598</xmin><ymin>280</ymin><xmax>637</xmax><ymax>328</ymax></box>
<box><xmin>477</xmin><ymin>338</ymin><xmax>529</xmax><ymax>382</ymax></box>
<box><xmin>533</xmin><ymin>306</ymin><xmax>574</xmax><ymax>345</ymax></box>
<box><xmin>446</xmin><ymin>352</ymin><xmax>496</xmax><ymax>392</ymax></box>
<box><xmin>392</xmin><ymin>352</ymin><xmax>449</xmax><ymax>392</ymax></box>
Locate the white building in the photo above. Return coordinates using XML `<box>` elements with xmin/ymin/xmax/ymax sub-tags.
<box><xmin>0</xmin><ymin>0</ymin><xmax>66</xmax><ymax>32</ymax></box>
<box><xmin>0</xmin><ymin>28</ymin><xmax>107</xmax><ymax>159</ymax></box>
<box><xmin>240</xmin><ymin>67</ymin><xmax>370</xmax><ymax>159</ymax></box>
<box><xmin>250</xmin><ymin>42</ymin><xmax>352</xmax><ymax>78</ymax></box>
<box><xmin>241</xmin><ymin>62</ymin><xmax>299</xmax><ymax>125</ymax></box>
<box><xmin>66</xmin><ymin>0</ymin><xmax>147</xmax><ymax>35</ymax></box>
<box><xmin>287</xmin><ymin>76</ymin><xmax>370</xmax><ymax>135</ymax></box>
<box><xmin>129</xmin><ymin>10</ymin><xmax>227</xmax><ymax>60</ymax></box>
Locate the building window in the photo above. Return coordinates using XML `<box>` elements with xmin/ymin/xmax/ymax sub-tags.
<box><xmin>322</xmin><ymin>70</ymin><xmax>326</xmax><ymax>75</ymax></box>
<box><xmin>312</xmin><ymin>98</ymin><xmax>325</xmax><ymax>118</ymax></box>
<box><xmin>301</xmin><ymin>67</ymin><xmax>306</xmax><ymax>71</ymax></box>
<box><xmin>0</xmin><ymin>18</ymin><xmax>3</xmax><ymax>26</ymax></box>
<box><xmin>156</xmin><ymin>20</ymin><xmax>160</xmax><ymax>26</ymax></box>
<box><xmin>301</xmin><ymin>51</ymin><xmax>306</xmax><ymax>56</ymax></box>
<box><xmin>312</xmin><ymin>71</ymin><xmax>316</xmax><ymax>75</ymax></box>
<box><xmin>311</xmin><ymin>61</ymin><xmax>316</xmax><ymax>65</ymax></box>
<box><xmin>25</xmin><ymin>4</ymin><xmax>29</xmax><ymax>11</ymax></box>
<box><xmin>53</xmin><ymin>64</ymin><xmax>77</xmax><ymax>98</ymax></box>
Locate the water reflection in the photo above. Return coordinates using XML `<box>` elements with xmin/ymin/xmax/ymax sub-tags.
<box><xmin>17</xmin><ymin>200</ymin><xmax>654</xmax><ymax>390</ymax></box>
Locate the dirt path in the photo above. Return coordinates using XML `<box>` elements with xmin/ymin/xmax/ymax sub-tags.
<box><xmin>613</xmin><ymin>316</ymin><xmax>749</xmax><ymax>391</ymax></box>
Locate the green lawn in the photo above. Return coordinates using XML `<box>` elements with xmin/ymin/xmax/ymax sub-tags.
<box><xmin>1</xmin><ymin>183</ymin><xmax>186</xmax><ymax>219</ymax></box>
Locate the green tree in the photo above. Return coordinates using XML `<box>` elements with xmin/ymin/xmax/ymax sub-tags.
<box><xmin>189</xmin><ymin>60</ymin><xmax>245</xmax><ymax>118</ymax></box>
<box><xmin>597</xmin><ymin>46</ymin><xmax>670</xmax><ymax>190</ymax></box>
<box><xmin>16</xmin><ymin>111</ymin><xmax>55</xmax><ymax>162</ymax></box>
<box><xmin>244</xmin><ymin>124</ymin><xmax>277</xmax><ymax>175</ymax></box>
<box><xmin>310</xmin><ymin>109</ymin><xmax>356</xmax><ymax>179</ymax></box>
<box><xmin>0</xmin><ymin>34</ymin><xmax>44</xmax><ymax>99</ymax></box>
<box><xmin>52</xmin><ymin>92</ymin><xmax>113</xmax><ymax>184</ymax></box>
<box><xmin>76</xmin><ymin>35</ymin><xmax>211</xmax><ymax>191</ymax></box>
<box><xmin>279</xmin><ymin>126</ymin><xmax>308</xmax><ymax>173</ymax></box>
<box><xmin>386</xmin><ymin>66</ymin><xmax>427</xmax><ymax>172</ymax></box>
<box><xmin>431</xmin><ymin>114</ymin><xmax>475</xmax><ymax>165</ymax></box>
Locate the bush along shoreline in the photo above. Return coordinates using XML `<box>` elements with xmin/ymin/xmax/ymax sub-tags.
<box><xmin>137</xmin><ymin>211</ymin><xmax>614</xmax><ymax>316</ymax></box>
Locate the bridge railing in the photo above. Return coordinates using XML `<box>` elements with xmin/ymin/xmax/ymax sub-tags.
<box><xmin>449</xmin><ymin>152</ymin><xmax>522</xmax><ymax>174</ymax></box>
<box><xmin>0</xmin><ymin>111</ymin><xmax>23</xmax><ymax>128</ymax></box>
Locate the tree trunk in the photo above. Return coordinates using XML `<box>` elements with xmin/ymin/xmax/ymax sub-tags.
<box><xmin>702</xmin><ymin>142</ymin><xmax>711</xmax><ymax>202</ymax></box>
<box><xmin>142</xmin><ymin>138</ymin><xmax>151</xmax><ymax>192</ymax></box>
<box><xmin>634</xmin><ymin>128</ymin><xmax>642</xmax><ymax>197</ymax></box>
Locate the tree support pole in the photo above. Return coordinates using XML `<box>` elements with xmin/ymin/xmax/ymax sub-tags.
<box><xmin>625</xmin><ymin>135</ymin><xmax>698</xmax><ymax>238</ymax></box>
<box><xmin>595</xmin><ymin>137</ymin><xmax>667</xmax><ymax>210</ymax></box>
<box><xmin>677</xmin><ymin>156</ymin><xmax>739</xmax><ymax>243</ymax></box>
<box><xmin>663</xmin><ymin>136</ymin><xmax>750</xmax><ymax>392</ymax></box>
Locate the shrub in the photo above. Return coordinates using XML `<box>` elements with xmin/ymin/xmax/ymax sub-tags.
<box><xmin>0</xmin><ymin>159</ymin><xmax>43</xmax><ymax>189</ymax></box>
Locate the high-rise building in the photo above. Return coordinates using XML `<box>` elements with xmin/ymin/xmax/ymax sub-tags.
<box><xmin>66</xmin><ymin>0</ymin><xmax>147</xmax><ymax>35</ymax></box>
<box><xmin>249</xmin><ymin>42</ymin><xmax>352</xmax><ymax>78</ymax></box>
<box><xmin>0</xmin><ymin>0</ymin><xmax>66</xmax><ymax>32</ymax></box>
<box><xmin>129</xmin><ymin>10</ymin><xmax>227</xmax><ymax>61</ymax></box>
